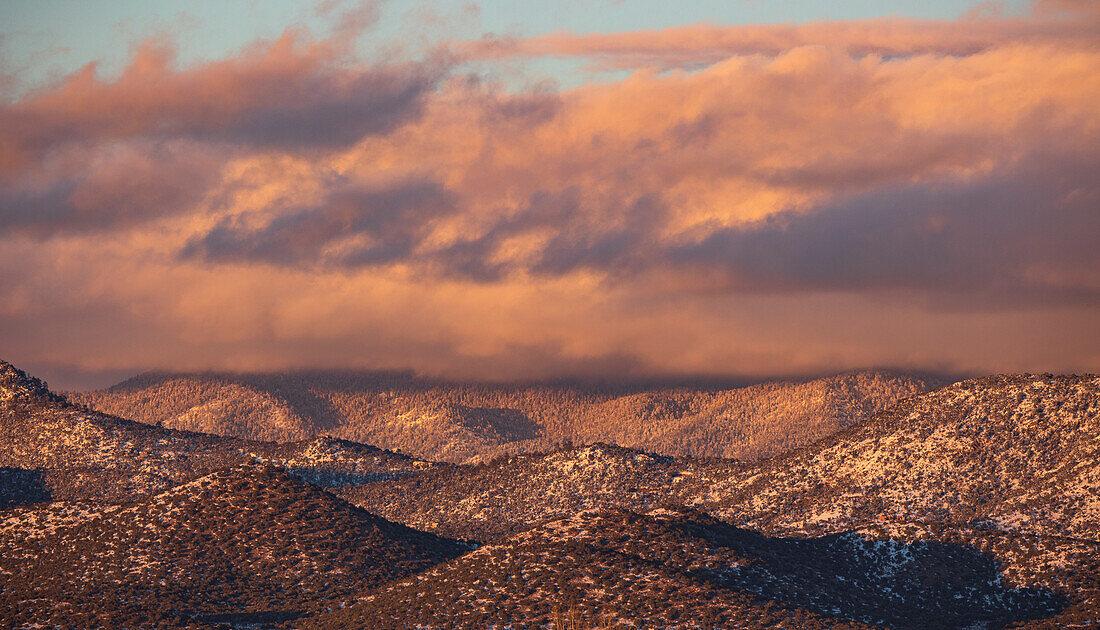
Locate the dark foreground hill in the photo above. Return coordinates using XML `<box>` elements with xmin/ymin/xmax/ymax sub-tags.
<box><xmin>0</xmin><ymin>465</ymin><xmax>465</xmax><ymax>629</ymax></box>
<box><xmin>303</xmin><ymin>507</ymin><xmax>1086</xmax><ymax>630</ymax></box>
<box><xmin>70</xmin><ymin>369</ymin><xmax>943</xmax><ymax>463</ymax></box>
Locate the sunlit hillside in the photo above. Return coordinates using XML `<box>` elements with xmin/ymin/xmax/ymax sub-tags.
<box><xmin>71</xmin><ymin>370</ymin><xmax>944</xmax><ymax>463</ymax></box>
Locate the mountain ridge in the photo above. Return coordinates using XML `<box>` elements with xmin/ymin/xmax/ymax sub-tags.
<box><xmin>70</xmin><ymin>367</ymin><xmax>947</xmax><ymax>463</ymax></box>
<box><xmin>0</xmin><ymin>358</ymin><xmax>437</xmax><ymax>506</ymax></box>
<box><xmin>3</xmin><ymin>359</ymin><xmax>1099</xmax><ymax>627</ymax></box>
<box><xmin>340</xmin><ymin>374</ymin><xmax>1100</xmax><ymax>543</ymax></box>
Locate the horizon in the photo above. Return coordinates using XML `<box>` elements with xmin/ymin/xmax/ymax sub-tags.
<box><xmin>0</xmin><ymin>354</ymin><xmax>991</xmax><ymax>393</ymax></box>
<box><xmin>2</xmin><ymin>0</ymin><xmax>1099</xmax><ymax>390</ymax></box>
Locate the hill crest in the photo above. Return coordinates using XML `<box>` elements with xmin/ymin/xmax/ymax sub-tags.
<box><xmin>0</xmin><ymin>359</ymin><xmax>66</xmax><ymax>406</ymax></box>
<box><xmin>70</xmin><ymin>367</ymin><xmax>948</xmax><ymax>463</ymax></box>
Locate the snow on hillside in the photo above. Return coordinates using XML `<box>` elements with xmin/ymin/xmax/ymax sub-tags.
<box><xmin>70</xmin><ymin>369</ymin><xmax>943</xmax><ymax>463</ymax></box>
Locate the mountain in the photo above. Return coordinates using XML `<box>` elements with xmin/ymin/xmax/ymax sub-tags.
<box><xmin>0</xmin><ymin>361</ymin><xmax>65</xmax><ymax>406</ymax></box>
<box><xmin>0</xmin><ymin>359</ymin><xmax>436</xmax><ymax>506</ymax></box>
<box><xmin>338</xmin><ymin>443</ymin><xmax>736</xmax><ymax>541</ymax></box>
<box><xmin>70</xmin><ymin>369</ymin><xmax>944</xmax><ymax>463</ymax></box>
<box><xmin>341</xmin><ymin>375</ymin><xmax>1100</xmax><ymax>543</ymax></box>
<box><xmin>303</xmin><ymin>507</ymin><xmax>1073</xmax><ymax>630</ymax></box>
<box><xmin>0</xmin><ymin>464</ymin><xmax>465</xmax><ymax>628</ymax></box>
<box><xmin>333</xmin><ymin>375</ymin><xmax>1100</xmax><ymax>626</ymax></box>
<box><xmin>693</xmin><ymin>374</ymin><xmax>1100</xmax><ymax>541</ymax></box>
<box><xmin>3</xmin><ymin>359</ymin><xmax>1098</xmax><ymax>627</ymax></box>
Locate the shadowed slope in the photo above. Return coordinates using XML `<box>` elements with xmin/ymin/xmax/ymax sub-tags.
<box><xmin>0</xmin><ymin>464</ymin><xmax>466</xmax><ymax>628</ymax></box>
<box><xmin>304</xmin><ymin>507</ymin><xmax>1069</xmax><ymax>630</ymax></box>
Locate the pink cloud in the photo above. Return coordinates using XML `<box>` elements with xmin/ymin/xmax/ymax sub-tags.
<box><xmin>453</xmin><ymin>8</ymin><xmax>1098</xmax><ymax>70</ymax></box>
<box><xmin>0</xmin><ymin>29</ymin><xmax>446</xmax><ymax>173</ymax></box>
<box><xmin>1</xmin><ymin>6</ymin><xmax>1098</xmax><ymax>379</ymax></box>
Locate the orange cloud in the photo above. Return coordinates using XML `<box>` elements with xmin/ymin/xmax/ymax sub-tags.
<box><xmin>0</xmin><ymin>27</ymin><xmax>448</xmax><ymax>234</ymax></box>
<box><xmin>454</xmin><ymin>4</ymin><xmax>1099</xmax><ymax>70</ymax></box>
<box><xmin>1</xmin><ymin>7</ymin><xmax>1099</xmax><ymax>384</ymax></box>
<box><xmin>0</xmin><ymin>29</ymin><xmax>445</xmax><ymax>173</ymax></box>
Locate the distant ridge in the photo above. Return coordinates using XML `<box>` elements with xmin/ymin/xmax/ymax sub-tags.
<box><xmin>340</xmin><ymin>374</ymin><xmax>1100</xmax><ymax>542</ymax></box>
<box><xmin>71</xmin><ymin>368</ymin><xmax>948</xmax><ymax>463</ymax></box>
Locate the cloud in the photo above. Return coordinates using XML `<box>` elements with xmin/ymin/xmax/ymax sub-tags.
<box><xmin>316</xmin><ymin>0</ymin><xmax>384</xmax><ymax>44</ymax></box>
<box><xmin>454</xmin><ymin>6</ymin><xmax>1099</xmax><ymax>70</ymax></box>
<box><xmin>182</xmin><ymin>178</ymin><xmax>457</xmax><ymax>267</ymax></box>
<box><xmin>0</xmin><ymin>140</ymin><xmax>222</xmax><ymax>235</ymax></box>
<box><xmin>1</xmin><ymin>4</ymin><xmax>1099</xmax><ymax>382</ymax></box>
<box><xmin>667</xmin><ymin>150</ymin><xmax>1100</xmax><ymax>306</ymax></box>
<box><xmin>4</xmin><ymin>239</ymin><xmax>1099</xmax><ymax>389</ymax></box>
<box><xmin>0</xmin><ymin>29</ymin><xmax>446</xmax><ymax>173</ymax></box>
<box><xmin>168</xmin><ymin>38</ymin><xmax>1098</xmax><ymax>313</ymax></box>
<box><xmin>0</xmin><ymin>25</ymin><xmax>450</xmax><ymax>236</ymax></box>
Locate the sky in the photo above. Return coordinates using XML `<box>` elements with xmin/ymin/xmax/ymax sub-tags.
<box><xmin>1</xmin><ymin>0</ymin><xmax>1098</xmax><ymax>390</ymax></box>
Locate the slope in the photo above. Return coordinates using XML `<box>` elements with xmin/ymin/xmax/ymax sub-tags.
<box><xmin>339</xmin><ymin>443</ymin><xmax>743</xmax><ymax>541</ymax></box>
<box><xmin>0</xmin><ymin>359</ymin><xmax>435</xmax><ymax>504</ymax></box>
<box><xmin>0</xmin><ymin>464</ymin><xmax>466</xmax><ymax>629</ymax></box>
<box><xmin>692</xmin><ymin>374</ymin><xmax>1100</xmax><ymax>540</ymax></box>
<box><xmin>341</xmin><ymin>375</ymin><xmax>1100</xmax><ymax>546</ymax></box>
<box><xmin>70</xmin><ymin>369</ymin><xmax>944</xmax><ymax>463</ymax></box>
<box><xmin>304</xmin><ymin>507</ymin><xmax>1078</xmax><ymax>630</ymax></box>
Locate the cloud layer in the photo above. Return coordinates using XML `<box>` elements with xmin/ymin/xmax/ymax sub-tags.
<box><xmin>456</xmin><ymin>3</ymin><xmax>1100</xmax><ymax>69</ymax></box>
<box><xmin>1</xmin><ymin>2</ymin><xmax>1098</xmax><ymax>386</ymax></box>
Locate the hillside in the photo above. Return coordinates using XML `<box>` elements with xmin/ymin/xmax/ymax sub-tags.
<box><xmin>304</xmin><ymin>507</ymin><xmax>1083</xmax><ymax>630</ymax></box>
<box><xmin>70</xmin><ymin>369</ymin><xmax>944</xmax><ymax>463</ymax></box>
<box><xmin>339</xmin><ymin>443</ymin><xmax>737</xmax><ymax>541</ymax></box>
<box><xmin>0</xmin><ymin>465</ymin><xmax>465</xmax><ymax>628</ymax></box>
<box><xmin>0</xmin><ymin>360</ymin><xmax>435</xmax><ymax>505</ymax></box>
<box><xmin>4</xmin><ymin>359</ymin><xmax>1099</xmax><ymax>627</ymax></box>
<box><xmin>342</xmin><ymin>375</ymin><xmax>1100</xmax><ymax>543</ymax></box>
<box><xmin>693</xmin><ymin>374</ymin><xmax>1100</xmax><ymax>541</ymax></box>
<box><xmin>331</xmin><ymin>374</ymin><xmax>1100</xmax><ymax>626</ymax></box>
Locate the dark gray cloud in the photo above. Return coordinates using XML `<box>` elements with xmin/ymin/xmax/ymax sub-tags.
<box><xmin>182</xmin><ymin>178</ymin><xmax>456</xmax><ymax>267</ymax></box>
<box><xmin>195</xmin><ymin>66</ymin><xmax>441</xmax><ymax>150</ymax></box>
<box><xmin>430</xmin><ymin>189</ymin><xmax>586</xmax><ymax>281</ymax></box>
<box><xmin>0</xmin><ymin>141</ymin><xmax>221</xmax><ymax>235</ymax></box>
<box><xmin>0</xmin><ymin>34</ymin><xmax>448</xmax><ymax>236</ymax></box>
<box><xmin>428</xmin><ymin>190</ymin><xmax>668</xmax><ymax>281</ymax></box>
<box><xmin>0</xmin><ymin>35</ymin><xmax>448</xmax><ymax>175</ymax></box>
<box><xmin>423</xmin><ymin>147</ymin><xmax>1100</xmax><ymax>310</ymax></box>
<box><xmin>528</xmin><ymin>193</ymin><xmax>667</xmax><ymax>277</ymax></box>
<box><xmin>667</xmin><ymin>151</ymin><xmax>1100</xmax><ymax>306</ymax></box>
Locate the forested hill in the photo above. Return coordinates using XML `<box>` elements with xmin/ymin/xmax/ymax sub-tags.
<box><xmin>4</xmin><ymin>359</ymin><xmax>1099</xmax><ymax>627</ymax></box>
<box><xmin>71</xmin><ymin>369</ymin><xmax>946</xmax><ymax>463</ymax></box>
<box><xmin>0</xmin><ymin>359</ymin><xmax>436</xmax><ymax>506</ymax></box>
